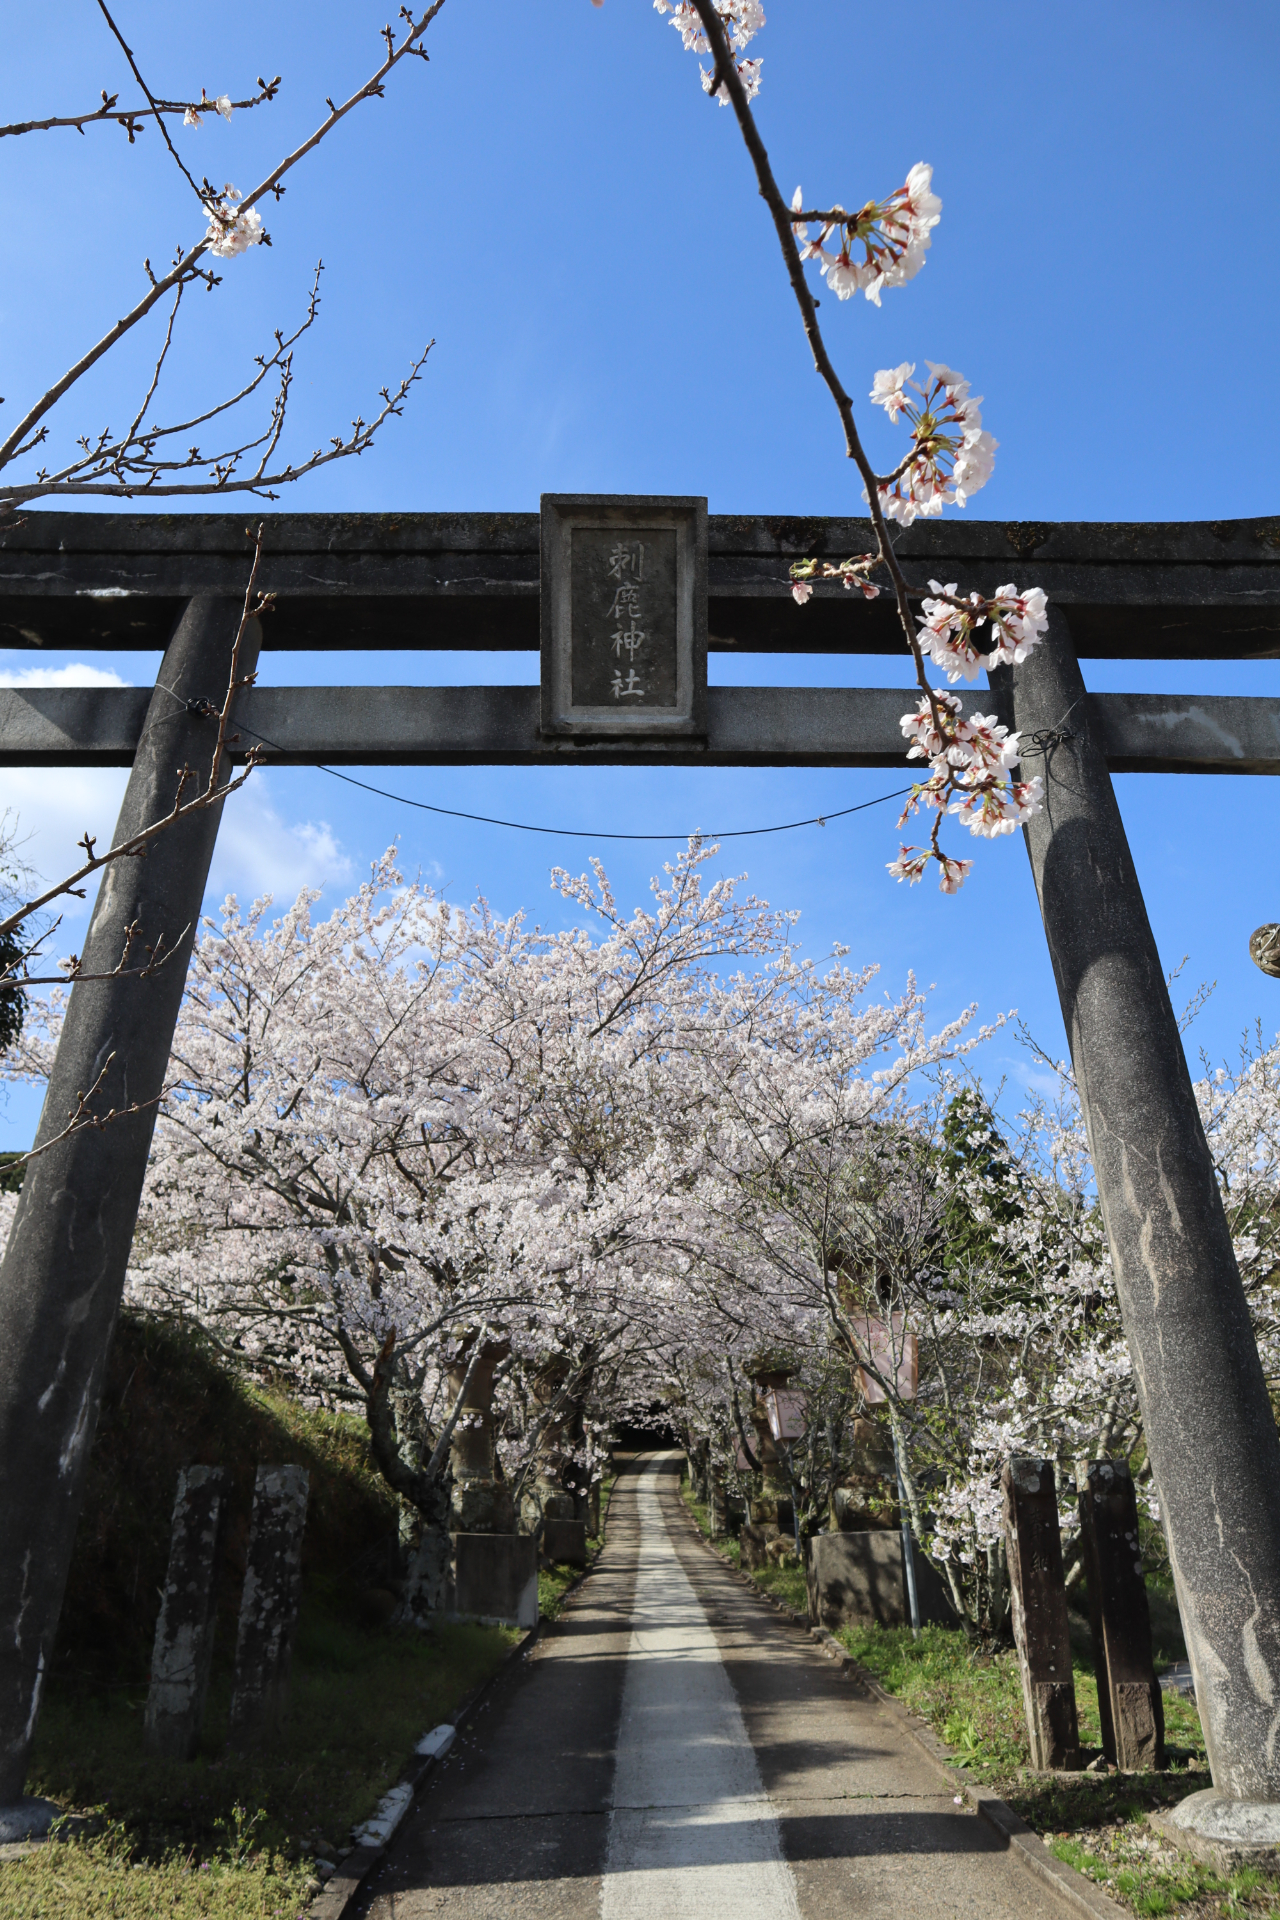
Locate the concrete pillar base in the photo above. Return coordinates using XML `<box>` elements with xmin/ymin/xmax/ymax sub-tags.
<box><xmin>805</xmin><ymin>1530</ymin><xmax>955</xmax><ymax>1630</ymax></box>
<box><xmin>1150</xmin><ymin>1790</ymin><xmax>1280</xmax><ymax>1872</ymax></box>
<box><xmin>0</xmin><ymin>1797</ymin><xmax>59</xmax><ymax>1844</ymax></box>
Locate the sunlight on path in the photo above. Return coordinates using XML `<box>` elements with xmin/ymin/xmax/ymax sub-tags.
<box><xmin>601</xmin><ymin>1457</ymin><xmax>802</xmax><ymax>1920</ymax></box>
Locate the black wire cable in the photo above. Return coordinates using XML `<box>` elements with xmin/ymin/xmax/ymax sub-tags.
<box><xmin>224</xmin><ymin>712</ymin><xmax>916</xmax><ymax>844</ymax></box>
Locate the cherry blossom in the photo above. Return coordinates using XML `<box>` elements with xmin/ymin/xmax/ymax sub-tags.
<box><xmin>654</xmin><ymin>0</ymin><xmax>765</xmax><ymax>102</ymax></box>
<box><xmin>788</xmin><ymin>552</ymin><xmax>881</xmax><ymax>605</ymax></box>
<box><xmin>890</xmin><ymin>695</ymin><xmax>1044</xmax><ymax>882</ymax></box>
<box><xmin>183</xmin><ymin>90</ymin><xmax>234</xmax><ymax>130</ymax></box>
<box><xmin>203</xmin><ymin>185</ymin><xmax>265</xmax><ymax>258</ymax></box>
<box><xmin>865</xmin><ymin>362</ymin><xmax>998</xmax><ymax>525</ymax></box>
<box><xmin>790</xmin><ymin>163</ymin><xmax>941</xmax><ymax>307</ymax></box>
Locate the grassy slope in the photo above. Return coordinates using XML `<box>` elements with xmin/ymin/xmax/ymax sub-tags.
<box><xmin>2</xmin><ymin>1313</ymin><xmax>517</xmax><ymax>1920</ymax></box>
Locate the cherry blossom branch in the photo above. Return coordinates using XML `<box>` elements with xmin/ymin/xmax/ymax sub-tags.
<box><xmin>0</xmin><ymin>4</ymin><xmax>446</xmax><ymax>508</ymax></box>
<box><xmin>0</xmin><ymin>81</ymin><xmax>279</xmax><ymax>141</ymax></box>
<box><xmin>95</xmin><ymin>0</ymin><xmax>224</xmax><ymax>205</ymax></box>
<box><xmin>685</xmin><ymin>4</ymin><xmax>939</xmax><ymax>714</ymax></box>
<box><xmin>687</xmin><ymin>0</ymin><xmax>1048</xmax><ymax>893</ymax></box>
<box><xmin>3</xmin><ymin>1052</ymin><xmax>165</xmax><ymax>1174</ymax></box>
<box><xmin>2</xmin><ymin>913</ymin><xmax>189</xmax><ymax>990</ymax></box>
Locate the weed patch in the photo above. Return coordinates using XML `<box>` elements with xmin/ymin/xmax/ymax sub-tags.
<box><xmin>0</xmin><ymin>1820</ymin><xmax>313</xmax><ymax>1919</ymax></box>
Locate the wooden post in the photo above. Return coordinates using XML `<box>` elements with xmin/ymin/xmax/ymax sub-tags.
<box><xmin>1003</xmin><ymin>1457</ymin><xmax>1081</xmax><ymax>1770</ymax></box>
<box><xmin>228</xmin><ymin>1466</ymin><xmax>309</xmax><ymax>1748</ymax></box>
<box><xmin>1077</xmin><ymin>1458</ymin><xmax>1166</xmax><ymax>1770</ymax></box>
<box><xmin>144</xmin><ymin>1467</ymin><xmax>226</xmax><ymax>1760</ymax></box>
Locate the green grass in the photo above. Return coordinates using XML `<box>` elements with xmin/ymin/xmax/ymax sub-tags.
<box><xmin>837</xmin><ymin>1620</ymin><xmax>1038</xmax><ymax>1774</ymax></box>
<box><xmin>1046</xmin><ymin>1827</ymin><xmax>1280</xmax><ymax>1915</ymax></box>
<box><xmin>751</xmin><ymin>1563</ymin><xmax>808</xmax><ymax>1613</ymax></box>
<box><xmin>538</xmin><ymin>1563</ymin><xmax>581</xmax><ymax>1619</ymax></box>
<box><xmin>680</xmin><ymin>1479</ymin><xmax>741</xmax><ymax>1564</ymax></box>
<box><xmin>537</xmin><ymin>1474</ymin><xmax>618</xmax><ymax>1620</ymax></box>
<box><xmin>25</xmin><ymin>1607</ymin><xmax>515</xmax><ymax>1866</ymax></box>
<box><xmin>11</xmin><ymin>1600</ymin><xmax>517</xmax><ymax>1918</ymax></box>
<box><xmin>0</xmin><ymin>1821</ymin><xmax>313</xmax><ymax>1919</ymax></box>
<box><xmin>679</xmin><ymin>1474</ymin><xmax>802</xmax><ymax>1604</ymax></box>
<box><xmin>835</xmin><ymin>1620</ymin><xmax>1271</xmax><ymax>1917</ymax></box>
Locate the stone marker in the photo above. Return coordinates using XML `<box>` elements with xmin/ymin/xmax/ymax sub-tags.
<box><xmin>228</xmin><ymin>1466</ymin><xmax>309</xmax><ymax>1748</ymax></box>
<box><xmin>1077</xmin><ymin>1458</ymin><xmax>1165</xmax><ymax>1770</ymax></box>
<box><xmin>144</xmin><ymin>1466</ymin><xmax>227</xmax><ymax>1760</ymax></box>
<box><xmin>448</xmin><ymin>1534</ymin><xmax>538</xmax><ymax>1628</ymax></box>
<box><xmin>519</xmin><ymin>1356</ymin><xmax>577</xmax><ymax>1534</ymax></box>
<box><xmin>447</xmin><ymin>1337</ymin><xmax>515</xmax><ymax>1534</ymax></box>
<box><xmin>739</xmin><ymin>1366</ymin><xmax>795</xmax><ymax>1570</ymax></box>
<box><xmin>805</xmin><ymin>1530</ymin><xmax>954</xmax><ymax>1631</ymax></box>
<box><xmin>1002</xmin><ymin>1456</ymin><xmax>1081</xmax><ymax>1770</ymax></box>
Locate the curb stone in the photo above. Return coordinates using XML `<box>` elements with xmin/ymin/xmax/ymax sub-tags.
<box><xmin>677</xmin><ymin>1497</ymin><xmax>1125</xmax><ymax>1920</ymax></box>
<box><xmin>306</xmin><ymin>1493</ymin><xmax>619</xmax><ymax>1920</ymax></box>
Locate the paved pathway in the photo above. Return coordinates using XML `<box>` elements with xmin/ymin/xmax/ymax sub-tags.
<box><xmin>354</xmin><ymin>1454</ymin><xmax>1067</xmax><ymax>1918</ymax></box>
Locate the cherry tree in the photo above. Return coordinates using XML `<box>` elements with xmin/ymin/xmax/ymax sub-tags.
<box><xmin>71</xmin><ymin>843</ymin><xmax>796</xmax><ymax>1602</ymax></box>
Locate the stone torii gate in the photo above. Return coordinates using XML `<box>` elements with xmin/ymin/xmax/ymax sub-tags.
<box><xmin>2</xmin><ymin>500</ymin><xmax>1280</xmax><ymax>1842</ymax></box>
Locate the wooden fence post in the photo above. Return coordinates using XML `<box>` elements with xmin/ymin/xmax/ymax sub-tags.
<box><xmin>1003</xmin><ymin>1456</ymin><xmax>1081</xmax><ymax>1771</ymax></box>
<box><xmin>1077</xmin><ymin>1458</ymin><xmax>1166</xmax><ymax>1770</ymax></box>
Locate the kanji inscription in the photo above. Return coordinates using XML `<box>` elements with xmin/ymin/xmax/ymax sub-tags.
<box><xmin>539</xmin><ymin>492</ymin><xmax>707</xmax><ymax>738</ymax></box>
<box><xmin>569</xmin><ymin>527</ymin><xmax>679</xmax><ymax>710</ymax></box>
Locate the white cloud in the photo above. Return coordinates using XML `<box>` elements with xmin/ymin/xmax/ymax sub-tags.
<box><xmin>0</xmin><ymin>663</ymin><xmax>129</xmax><ymax>689</ymax></box>
<box><xmin>206</xmin><ymin>773</ymin><xmax>354</xmax><ymax>908</ymax></box>
<box><xmin>0</xmin><ymin>767</ymin><xmax>130</xmax><ymax>922</ymax></box>
<box><xmin>0</xmin><ymin>767</ymin><xmax>353</xmax><ymax>928</ymax></box>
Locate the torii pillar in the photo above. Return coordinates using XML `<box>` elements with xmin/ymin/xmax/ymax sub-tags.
<box><xmin>994</xmin><ymin>614</ymin><xmax>1280</xmax><ymax>1836</ymax></box>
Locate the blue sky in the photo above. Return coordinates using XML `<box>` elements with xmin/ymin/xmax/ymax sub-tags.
<box><xmin>2</xmin><ymin>0</ymin><xmax>1279</xmax><ymax>1148</ymax></box>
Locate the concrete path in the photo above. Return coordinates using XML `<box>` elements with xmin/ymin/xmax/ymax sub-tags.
<box><xmin>353</xmin><ymin>1455</ymin><xmax>1068</xmax><ymax>1919</ymax></box>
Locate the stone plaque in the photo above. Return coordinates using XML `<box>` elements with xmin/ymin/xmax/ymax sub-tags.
<box><xmin>540</xmin><ymin>494</ymin><xmax>707</xmax><ymax>737</ymax></box>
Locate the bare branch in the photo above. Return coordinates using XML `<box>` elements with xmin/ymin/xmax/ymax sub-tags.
<box><xmin>0</xmin><ymin>3</ymin><xmax>448</xmax><ymax>500</ymax></box>
<box><xmin>0</xmin><ymin>81</ymin><xmax>280</xmax><ymax>141</ymax></box>
<box><xmin>4</xmin><ymin>1053</ymin><xmax>166</xmax><ymax>1175</ymax></box>
<box><xmin>94</xmin><ymin>0</ymin><xmax>220</xmax><ymax>206</ymax></box>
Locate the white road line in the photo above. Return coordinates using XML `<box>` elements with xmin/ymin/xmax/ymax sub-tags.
<box><xmin>601</xmin><ymin>1459</ymin><xmax>802</xmax><ymax>1920</ymax></box>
